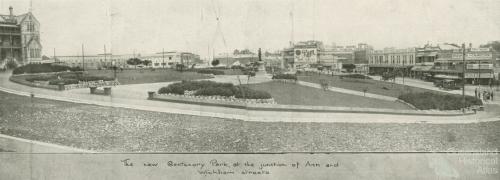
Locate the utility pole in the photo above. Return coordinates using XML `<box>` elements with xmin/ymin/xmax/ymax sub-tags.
<box><xmin>81</xmin><ymin>44</ymin><xmax>85</xmax><ymax>71</ymax></box>
<box><xmin>162</xmin><ymin>48</ymin><xmax>165</xmax><ymax>69</ymax></box>
<box><xmin>53</xmin><ymin>48</ymin><xmax>56</xmax><ymax>63</ymax></box>
<box><xmin>462</xmin><ymin>43</ymin><xmax>466</xmax><ymax>113</ymax></box>
<box><xmin>104</xmin><ymin>45</ymin><xmax>107</xmax><ymax>69</ymax></box>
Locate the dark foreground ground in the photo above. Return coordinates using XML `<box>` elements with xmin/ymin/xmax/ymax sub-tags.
<box><xmin>0</xmin><ymin>90</ymin><xmax>499</xmax><ymax>152</ymax></box>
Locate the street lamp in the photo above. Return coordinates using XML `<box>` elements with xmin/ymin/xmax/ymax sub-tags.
<box><xmin>112</xmin><ymin>60</ymin><xmax>117</xmax><ymax>80</ymax></box>
<box><xmin>445</xmin><ymin>43</ymin><xmax>466</xmax><ymax>113</ymax></box>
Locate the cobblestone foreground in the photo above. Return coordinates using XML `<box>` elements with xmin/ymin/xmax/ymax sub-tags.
<box><xmin>1</xmin><ymin>90</ymin><xmax>499</xmax><ymax>152</ymax></box>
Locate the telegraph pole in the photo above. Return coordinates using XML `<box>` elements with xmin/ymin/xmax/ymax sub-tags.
<box><xmin>104</xmin><ymin>45</ymin><xmax>107</xmax><ymax>69</ymax></box>
<box><xmin>81</xmin><ymin>44</ymin><xmax>85</xmax><ymax>71</ymax></box>
<box><xmin>462</xmin><ymin>43</ymin><xmax>466</xmax><ymax>113</ymax></box>
<box><xmin>53</xmin><ymin>48</ymin><xmax>56</xmax><ymax>63</ymax></box>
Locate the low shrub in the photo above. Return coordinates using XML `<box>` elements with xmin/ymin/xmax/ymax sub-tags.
<box><xmin>272</xmin><ymin>74</ymin><xmax>297</xmax><ymax>80</ymax></box>
<box><xmin>25</xmin><ymin>75</ymin><xmax>55</xmax><ymax>82</ymax></box>
<box><xmin>158</xmin><ymin>80</ymin><xmax>272</xmax><ymax>99</ymax></box>
<box><xmin>340</xmin><ymin>74</ymin><xmax>372</xmax><ymax>79</ymax></box>
<box><xmin>194</xmin><ymin>86</ymin><xmax>236</xmax><ymax>97</ymax></box>
<box><xmin>22</xmin><ymin>72</ymin><xmax>113</xmax><ymax>84</ymax></box>
<box><xmin>48</xmin><ymin>79</ymin><xmax>79</xmax><ymax>85</ymax></box>
<box><xmin>234</xmin><ymin>86</ymin><xmax>272</xmax><ymax>99</ymax></box>
<box><xmin>398</xmin><ymin>92</ymin><xmax>482</xmax><ymax>110</ymax></box>
<box><xmin>78</xmin><ymin>76</ymin><xmax>115</xmax><ymax>81</ymax></box>
<box><xmin>13</xmin><ymin>64</ymin><xmax>81</xmax><ymax>74</ymax></box>
<box><xmin>158</xmin><ymin>84</ymin><xmax>185</xmax><ymax>95</ymax></box>
<box><xmin>196</xmin><ymin>69</ymin><xmax>225</xmax><ymax>75</ymax></box>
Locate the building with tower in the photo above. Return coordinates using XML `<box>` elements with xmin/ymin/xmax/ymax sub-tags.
<box><xmin>0</xmin><ymin>6</ymin><xmax>42</xmax><ymax>68</ymax></box>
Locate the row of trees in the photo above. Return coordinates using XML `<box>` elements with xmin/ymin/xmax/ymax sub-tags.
<box><xmin>126</xmin><ymin>58</ymin><xmax>152</xmax><ymax>68</ymax></box>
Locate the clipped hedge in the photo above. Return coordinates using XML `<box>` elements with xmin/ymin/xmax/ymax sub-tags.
<box><xmin>25</xmin><ymin>75</ymin><xmax>55</xmax><ymax>82</ymax></box>
<box><xmin>398</xmin><ymin>92</ymin><xmax>482</xmax><ymax>110</ymax></box>
<box><xmin>272</xmin><ymin>74</ymin><xmax>297</xmax><ymax>80</ymax></box>
<box><xmin>13</xmin><ymin>64</ymin><xmax>82</xmax><ymax>74</ymax></box>
<box><xmin>340</xmin><ymin>74</ymin><xmax>372</xmax><ymax>79</ymax></box>
<box><xmin>20</xmin><ymin>72</ymin><xmax>114</xmax><ymax>85</ymax></box>
<box><xmin>234</xmin><ymin>86</ymin><xmax>272</xmax><ymax>99</ymax></box>
<box><xmin>196</xmin><ymin>69</ymin><xmax>225</xmax><ymax>75</ymax></box>
<box><xmin>48</xmin><ymin>79</ymin><xmax>79</xmax><ymax>85</ymax></box>
<box><xmin>158</xmin><ymin>80</ymin><xmax>272</xmax><ymax>99</ymax></box>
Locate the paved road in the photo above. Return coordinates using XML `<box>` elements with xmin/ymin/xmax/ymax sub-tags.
<box><xmin>0</xmin><ymin>71</ymin><xmax>499</xmax><ymax>124</ymax></box>
<box><xmin>369</xmin><ymin>75</ymin><xmax>500</xmax><ymax>105</ymax></box>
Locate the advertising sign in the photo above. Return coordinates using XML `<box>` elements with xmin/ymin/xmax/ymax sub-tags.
<box><xmin>294</xmin><ymin>48</ymin><xmax>317</xmax><ymax>63</ymax></box>
<box><xmin>451</xmin><ymin>53</ymin><xmax>492</xmax><ymax>60</ymax></box>
<box><xmin>464</xmin><ymin>73</ymin><xmax>494</xmax><ymax>78</ymax></box>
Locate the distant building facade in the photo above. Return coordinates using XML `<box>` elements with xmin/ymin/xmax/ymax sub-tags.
<box><xmin>368</xmin><ymin>47</ymin><xmax>416</xmax><ymax>75</ymax></box>
<box><xmin>57</xmin><ymin>51</ymin><xmax>200</xmax><ymax>69</ymax></box>
<box><xmin>0</xmin><ymin>6</ymin><xmax>42</xmax><ymax>68</ymax></box>
<box><xmin>142</xmin><ymin>52</ymin><xmax>200</xmax><ymax>68</ymax></box>
<box><xmin>57</xmin><ymin>54</ymin><xmax>136</xmax><ymax>69</ymax></box>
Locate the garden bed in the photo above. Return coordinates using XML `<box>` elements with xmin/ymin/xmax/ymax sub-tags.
<box><xmin>10</xmin><ymin>73</ymin><xmax>119</xmax><ymax>90</ymax></box>
<box><xmin>158</xmin><ymin>80</ymin><xmax>272</xmax><ymax>100</ymax></box>
<box><xmin>398</xmin><ymin>92</ymin><xmax>483</xmax><ymax>110</ymax></box>
<box><xmin>13</xmin><ymin>64</ymin><xmax>82</xmax><ymax>74</ymax></box>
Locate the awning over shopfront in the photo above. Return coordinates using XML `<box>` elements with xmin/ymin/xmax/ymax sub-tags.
<box><xmin>416</xmin><ymin>52</ymin><xmax>437</xmax><ymax>57</ymax></box>
<box><xmin>411</xmin><ymin>65</ymin><xmax>433</xmax><ymax>71</ymax></box>
<box><xmin>434</xmin><ymin>74</ymin><xmax>461</xmax><ymax>79</ymax></box>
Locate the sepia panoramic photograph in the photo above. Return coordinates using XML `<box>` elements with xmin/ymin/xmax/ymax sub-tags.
<box><xmin>0</xmin><ymin>0</ymin><xmax>499</xmax><ymax>179</ymax></box>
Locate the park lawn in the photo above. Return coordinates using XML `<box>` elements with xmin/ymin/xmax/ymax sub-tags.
<box><xmin>86</xmin><ymin>69</ymin><xmax>210</xmax><ymax>85</ymax></box>
<box><xmin>247</xmin><ymin>81</ymin><xmax>412</xmax><ymax>110</ymax></box>
<box><xmin>0</xmin><ymin>90</ymin><xmax>499</xmax><ymax>152</ymax></box>
<box><xmin>298</xmin><ymin>74</ymin><xmax>447</xmax><ymax>98</ymax></box>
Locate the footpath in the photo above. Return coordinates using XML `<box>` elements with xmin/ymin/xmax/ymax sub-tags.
<box><xmin>368</xmin><ymin>76</ymin><xmax>500</xmax><ymax>105</ymax></box>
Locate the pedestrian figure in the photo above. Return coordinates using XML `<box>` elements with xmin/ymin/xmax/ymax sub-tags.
<box><xmin>491</xmin><ymin>91</ymin><xmax>494</xmax><ymax>101</ymax></box>
<box><xmin>475</xmin><ymin>88</ymin><xmax>478</xmax><ymax>98</ymax></box>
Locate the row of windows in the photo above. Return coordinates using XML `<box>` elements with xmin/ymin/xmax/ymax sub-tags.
<box><xmin>369</xmin><ymin>54</ymin><xmax>414</xmax><ymax>65</ymax></box>
<box><xmin>26</xmin><ymin>22</ymin><xmax>36</xmax><ymax>32</ymax></box>
<box><xmin>29</xmin><ymin>48</ymin><xmax>40</xmax><ymax>58</ymax></box>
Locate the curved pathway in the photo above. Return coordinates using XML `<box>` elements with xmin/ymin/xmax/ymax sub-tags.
<box><xmin>0</xmin><ymin>71</ymin><xmax>499</xmax><ymax>124</ymax></box>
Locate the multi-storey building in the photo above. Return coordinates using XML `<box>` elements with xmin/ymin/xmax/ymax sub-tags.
<box><xmin>57</xmin><ymin>54</ymin><xmax>136</xmax><ymax>69</ymax></box>
<box><xmin>292</xmin><ymin>40</ymin><xmax>323</xmax><ymax>67</ymax></box>
<box><xmin>0</xmin><ymin>6</ymin><xmax>41</xmax><ymax>68</ymax></box>
<box><xmin>57</xmin><ymin>51</ymin><xmax>200</xmax><ymax>69</ymax></box>
<box><xmin>435</xmin><ymin>45</ymin><xmax>495</xmax><ymax>84</ymax></box>
<box><xmin>142</xmin><ymin>51</ymin><xmax>200</xmax><ymax>68</ymax></box>
<box><xmin>368</xmin><ymin>47</ymin><xmax>416</xmax><ymax>75</ymax></box>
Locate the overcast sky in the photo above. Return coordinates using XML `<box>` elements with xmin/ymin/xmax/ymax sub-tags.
<box><xmin>2</xmin><ymin>0</ymin><xmax>499</xmax><ymax>58</ymax></box>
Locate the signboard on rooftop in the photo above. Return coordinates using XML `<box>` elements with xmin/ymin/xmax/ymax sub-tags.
<box><xmin>451</xmin><ymin>52</ymin><xmax>492</xmax><ymax>60</ymax></box>
<box><xmin>294</xmin><ymin>48</ymin><xmax>317</xmax><ymax>63</ymax></box>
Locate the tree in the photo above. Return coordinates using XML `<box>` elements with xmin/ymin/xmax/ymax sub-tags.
<box><xmin>126</xmin><ymin>58</ymin><xmax>142</xmax><ymax>69</ymax></box>
<box><xmin>342</xmin><ymin>64</ymin><xmax>356</xmax><ymax>73</ymax></box>
<box><xmin>233</xmin><ymin>49</ymin><xmax>240</xmax><ymax>55</ymax></box>
<box><xmin>142</xmin><ymin>60</ymin><xmax>152</xmax><ymax>66</ymax></box>
<box><xmin>480</xmin><ymin>41</ymin><xmax>500</xmax><ymax>52</ymax></box>
<box><xmin>211</xmin><ymin>59</ymin><xmax>220</xmax><ymax>67</ymax></box>
<box><xmin>175</xmin><ymin>64</ymin><xmax>185</xmax><ymax>72</ymax></box>
<box><xmin>5</xmin><ymin>60</ymin><xmax>18</xmax><ymax>69</ymax></box>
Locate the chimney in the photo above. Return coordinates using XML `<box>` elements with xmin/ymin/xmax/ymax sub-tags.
<box><xmin>9</xmin><ymin>6</ymin><xmax>13</xmax><ymax>17</ymax></box>
<box><xmin>469</xmin><ymin>43</ymin><xmax>472</xmax><ymax>49</ymax></box>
